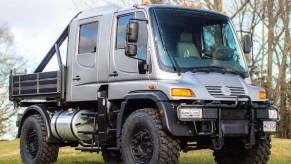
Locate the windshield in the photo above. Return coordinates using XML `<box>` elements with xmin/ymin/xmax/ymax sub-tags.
<box><xmin>150</xmin><ymin>8</ymin><xmax>248</xmax><ymax>77</ymax></box>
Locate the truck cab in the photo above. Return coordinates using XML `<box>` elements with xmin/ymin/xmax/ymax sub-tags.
<box><xmin>10</xmin><ymin>4</ymin><xmax>278</xmax><ymax>164</ymax></box>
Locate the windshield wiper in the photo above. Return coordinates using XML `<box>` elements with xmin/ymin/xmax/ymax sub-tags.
<box><xmin>191</xmin><ymin>66</ymin><xmax>246</xmax><ymax>78</ymax></box>
<box><xmin>153</xmin><ymin>10</ymin><xmax>182</xmax><ymax>76</ymax></box>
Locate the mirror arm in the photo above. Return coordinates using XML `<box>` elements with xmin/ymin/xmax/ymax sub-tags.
<box><xmin>128</xmin><ymin>56</ymin><xmax>148</xmax><ymax>71</ymax></box>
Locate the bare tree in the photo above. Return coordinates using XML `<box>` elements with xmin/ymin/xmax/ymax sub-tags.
<box><xmin>0</xmin><ymin>23</ymin><xmax>25</xmax><ymax>136</ymax></box>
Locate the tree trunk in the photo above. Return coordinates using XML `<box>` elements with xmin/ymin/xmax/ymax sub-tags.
<box><xmin>266</xmin><ymin>0</ymin><xmax>274</xmax><ymax>99</ymax></box>
<box><xmin>213</xmin><ymin>0</ymin><xmax>223</xmax><ymax>12</ymax></box>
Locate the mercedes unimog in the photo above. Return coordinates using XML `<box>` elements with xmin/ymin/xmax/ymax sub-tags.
<box><xmin>9</xmin><ymin>3</ymin><xmax>279</xmax><ymax>164</ymax></box>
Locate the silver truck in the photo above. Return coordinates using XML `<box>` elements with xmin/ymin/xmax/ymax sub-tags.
<box><xmin>9</xmin><ymin>4</ymin><xmax>279</xmax><ymax>164</ymax></box>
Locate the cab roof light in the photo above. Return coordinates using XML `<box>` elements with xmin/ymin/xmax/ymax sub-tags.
<box><xmin>179</xmin><ymin>2</ymin><xmax>203</xmax><ymax>8</ymax></box>
<box><xmin>142</xmin><ymin>0</ymin><xmax>150</xmax><ymax>6</ymax></box>
<box><xmin>171</xmin><ymin>88</ymin><xmax>195</xmax><ymax>97</ymax></box>
<box><xmin>179</xmin><ymin>2</ymin><xmax>189</xmax><ymax>7</ymax></box>
<box><xmin>190</xmin><ymin>3</ymin><xmax>202</xmax><ymax>8</ymax></box>
<box><xmin>221</xmin><ymin>10</ymin><xmax>227</xmax><ymax>15</ymax></box>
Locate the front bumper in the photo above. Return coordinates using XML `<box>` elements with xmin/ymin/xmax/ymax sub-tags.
<box><xmin>176</xmin><ymin>104</ymin><xmax>278</xmax><ymax>136</ymax></box>
<box><xmin>158</xmin><ymin>93</ymin><xmax>279</xmax><ymax>139</ymax></box>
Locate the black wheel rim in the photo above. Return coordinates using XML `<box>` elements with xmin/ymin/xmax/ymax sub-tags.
<box><xmin>26</xmin><ymin>129</ymin><xmax>39</xmax><ymax>159</ymax></box>
<box><xmin>130</xmin><ymin>128</ymin><xmax>153</xmax><ymax>163</ymax></box>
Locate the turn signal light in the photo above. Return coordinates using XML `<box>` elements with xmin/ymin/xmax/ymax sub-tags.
<box><xmin>259</xmin><ymin>91</ymin><xmax>266</xmax><ymax>99</ymax></box>
<box><xmin>171</xmin><ymin>88</ymin><xmax>194</xmax><ymax>97</ymax></box>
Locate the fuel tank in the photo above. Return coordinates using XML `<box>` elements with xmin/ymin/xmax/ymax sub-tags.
<box><xmin>51</xmin><ymin>110</ymin><xmax>95</xmax><ymax>141</ymax></box>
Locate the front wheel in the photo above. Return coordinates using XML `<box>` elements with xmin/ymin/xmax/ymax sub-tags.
<box><xmin>213</xmin><ymin>136</ymin><xmax>271</xmax><ymax>164</ymax></box>
<box><xmin>121</xmin><ymin>108</ymin><xmax>180</xmax><ymax>164</ymax></box>
<box><xmin>20</xmin><ymin>114</ymin><xmax>59</xmax><ymax>164</ymax></box>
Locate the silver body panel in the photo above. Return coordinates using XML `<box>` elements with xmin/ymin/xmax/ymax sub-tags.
<box><xmin>64</xmin><ymin>4</ymin><xmax>266</xmax><ymax>102</ymax></box>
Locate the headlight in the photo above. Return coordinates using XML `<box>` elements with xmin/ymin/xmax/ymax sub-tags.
<box><xmin>177</xmin><ymin>107</ymin><xmax>202</xmax><ymax>120</ymax></box>
<box><xmin>268</xmin><ymin>110</ymin><xmax>278</xmax><ymax>119</ymax></box>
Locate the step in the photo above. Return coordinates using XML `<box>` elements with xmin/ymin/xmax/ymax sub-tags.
<box><xmin>75</xmin><ymin>147</ymin><xmax>100</xmax><ymax>152</ymax></box>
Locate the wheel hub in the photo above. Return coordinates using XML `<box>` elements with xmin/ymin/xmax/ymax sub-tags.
<box><xmin>131</xmin><ymin>129</ymin><xmax>153</xmax><ymax>163</ymax></box>
<box><xmin>26</xmin><ymin>129</ymin><xmax>39</xmax><ymax>159</ymax></box>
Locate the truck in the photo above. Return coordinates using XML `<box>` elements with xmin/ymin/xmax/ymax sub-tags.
<box><xmin>9</xmin><ymin>3</ymin><xmax>279</xmax><ymax>164</ymax></box>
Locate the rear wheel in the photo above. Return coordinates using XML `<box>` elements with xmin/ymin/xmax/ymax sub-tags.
<box><xmin>121</xmin><ymin>108</ymin><xmax>180</xmax><ymax>164</ymax></box>
<box><xmin>20</xmin><ymin>114</ymin><xmax>59</xmax><ymax>164</ymax></box>
<box><xmin>101</xmin><ymin>146</ymin><xmax>123</xmax><ymax>163</ymax></box>
<box><xmin>213</xmin><ymin>136</ymin><xmax>271</xmax><ymax>164</ymax></box>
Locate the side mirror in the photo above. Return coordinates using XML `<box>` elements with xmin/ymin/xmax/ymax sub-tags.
<box><xmin>126</xmin><ymin>22</ymin><xmax>139</xmax><ymax>43</ymax></box>
<box><xmin>242</xmin><ymin>35</ymin><xmax>252</xmax><ymax>53</ymax></box>
<box><xmin>125</xmin><ymin>44</ymin><xmax>137</xmax><ymax>57</ymax></box>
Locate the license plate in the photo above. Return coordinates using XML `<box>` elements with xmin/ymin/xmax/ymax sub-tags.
<box><xmin>263</xmin><ymin>121</ymin><xmax>276</xmax><ymax>132</ymax></box>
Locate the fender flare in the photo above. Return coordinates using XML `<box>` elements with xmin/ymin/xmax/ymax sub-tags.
<box><xmin>116</xmin><ymin>91</ymin><xmax>191</xmax><ymax>142</ymax></box>
<box><xmin>17</xmin><ymin>105</ymin><xmax>53</xmax><ymax>141</ymax></box>
<box><xmin>116</xmin><ymin>91</ymin><xmax>168</xmax><ymax>139</ymax></box>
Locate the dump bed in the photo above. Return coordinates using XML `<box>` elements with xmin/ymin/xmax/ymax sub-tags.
<box><xmin>9</xmin><ymin>70</ymin><xmax>64</xmax><ymax>102</ymax></box>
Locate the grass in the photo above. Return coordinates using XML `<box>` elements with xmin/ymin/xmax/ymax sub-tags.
<box><xmin>0</xmin><ymin>138</ymin><xmax>291</xmax><ymax>163</ymax></box>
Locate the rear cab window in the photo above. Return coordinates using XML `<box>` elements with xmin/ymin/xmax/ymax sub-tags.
<box><xmin>78</xmin><ymin>22</ymin><xmax>99</xmax><ymax>54</ymax></box>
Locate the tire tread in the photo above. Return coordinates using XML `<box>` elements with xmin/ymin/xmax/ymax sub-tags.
<box><xmin>20</xmin><ymin>114</ymin><xmax>59</xmax><ymax>164</ymax></box>
<box><xmin>121</xmin><ymin>108</ymin><xmax>180</xmax><ymax>164</ymax></box>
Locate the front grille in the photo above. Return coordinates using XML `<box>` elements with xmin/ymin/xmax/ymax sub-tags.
<box><xmin>205</xmin><ymin>86</ymin><xmax>245</xmax><ymax>98</ymax></box>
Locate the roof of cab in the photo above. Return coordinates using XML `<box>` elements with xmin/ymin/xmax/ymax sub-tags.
<box><xmin>75</xmin><ymin>4</ymin><xmax>228</xmax><ymax>20</ymax></box>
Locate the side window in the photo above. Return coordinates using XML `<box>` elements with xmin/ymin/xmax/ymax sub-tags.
<box><xmin>116</xmin><ymin>14</ymin><xmax>135</xmax><ymax>49</ymax></box>
<box><xmin>78</xmin><ymin>22</ymin><xmax>98</xmax><ymax>54</ymax></box>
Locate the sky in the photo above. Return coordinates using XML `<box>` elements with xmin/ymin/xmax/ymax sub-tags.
<box><xmin>0</xmin><ymin>0</ymin><xmax>80</xmax><ymax>139</ymax></box>
<box><xmin>0</xmin><ymin>0</ymin><xmax>80</xmax><ymax>72</ymax></box>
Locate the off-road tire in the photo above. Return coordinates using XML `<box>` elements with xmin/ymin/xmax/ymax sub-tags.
<box><xmin>20</xmin><ymin>114</ymin><xmax>59</xmax><ymax>164</ymax></box>
<box><xmin>121</xmin><ymin>108</ymin><xmax>180</xmax><ymax>164</ymax></box>
<box><xmin>101</xmin><ymin>146</ymin><xmax>123</xmax><ymax>163</ymax></box>
<box><xmin>213</xmin><ymin>136</ymin><xmax>271</xmax><ymax>164</ymax></box>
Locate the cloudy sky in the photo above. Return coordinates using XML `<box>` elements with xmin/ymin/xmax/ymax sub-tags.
<box><xmin>0</xmin><ymin>0</ymin><xmax>80</xmax><ymax>72</ymax></box>
<box><xmin>0</xmin><ymin>0</ymin><xmax>80</xmax><ymax>139</ymax></box>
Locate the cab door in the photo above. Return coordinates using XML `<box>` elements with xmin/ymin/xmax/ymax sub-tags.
<box><xmin>108</xmin><ymin>11</ymin><xmax>150</xmax><ymax>99</ymax></box>
<box><xmin>71</xmin><ymin>16</ymin><xmax>100</xmax><ymax>101</ymax></box>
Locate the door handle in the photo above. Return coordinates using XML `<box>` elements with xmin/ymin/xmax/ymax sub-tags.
<box><xmin>73</xmin><ymin>75</ymin><xmax>81</xmax><ymax>81</ymax></box>
<box><xmin>109</xmin><ymin>71</ymin><xmax>118</xmax><ymax>77</ymax></box>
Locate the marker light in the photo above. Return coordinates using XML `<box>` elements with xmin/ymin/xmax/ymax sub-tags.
<box><xmin>142</xmin><ymin>0</ymin><xmax>150</xmax><ymax>5</ymax></box>
<box><xmin>180</xmin><ymin>2</ymin><xmax>202</xmax><ymax>8</ymax></box>
<box><xmin>221</xmin><ymin>10</ymin><xmax>227</xmax><ymax>15</ymax></box>
<box><xmin>171</xmin><ymin>88</ymin><xmax>195</xmax><ymax>97</ymax></box>
<box><xmin>148</xmin><ymin>84</ymin><xmax>155</xmax><ymax>89</ymax></box>
<box><xmin>180</xmin><ymin>2</ymin><xmax>188</xmax><ymax>7</ymax></box>
<box><xmin>190</xmin><ymin>3</ymin><xmax>202</xmax><ymax>8</ymax></box>
<box><xmin>259</xmin><ymin>91</ymin><xmax>266</xmax><ymax>99</ymax></box>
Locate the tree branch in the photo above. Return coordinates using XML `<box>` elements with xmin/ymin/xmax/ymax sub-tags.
<box><xmin>231</xmin><ymin>0</ymin><xmax>250</xmax><ymax>19</ymax></box>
